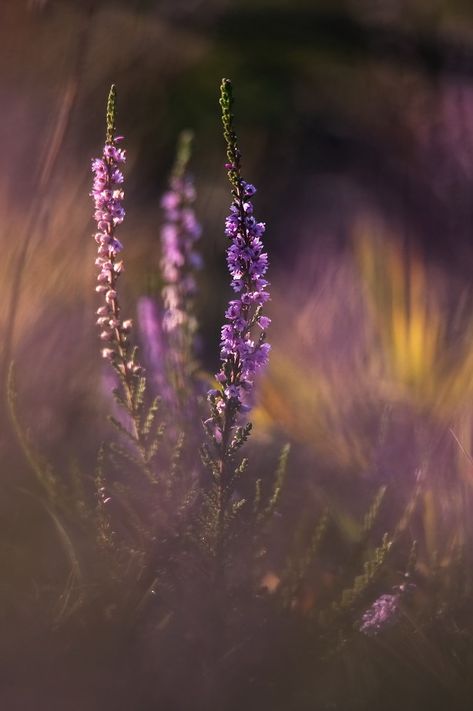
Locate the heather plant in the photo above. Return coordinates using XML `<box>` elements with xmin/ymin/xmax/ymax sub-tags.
<box><xmin>89</xmin><ymin>87</ymin><xmax>200</xmax><ymax>615</ymax></box>
<box><xmin>90</xmin><ymin>87</ymin><xmax>183</xmax><ymax>534</ymax></box>
<box><xmin>201</xmin><ymin>78</ymin><xmax>272</xmax><ymax>578</ymax></box>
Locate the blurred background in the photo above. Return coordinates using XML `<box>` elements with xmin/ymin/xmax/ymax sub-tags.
<box><xmin>2</xmin><ymin>0</ymin><xmax>473</xmax><ymax>489</ymax></box>
<box><xmin>2</xmin><ymin>0</ymin><xmax>473</xmax><ymax>434</ymax></box>
<box><xmin>3</xmin><ymin>0</ymin><xmax>473</xmax><ymax>708</ymax></box>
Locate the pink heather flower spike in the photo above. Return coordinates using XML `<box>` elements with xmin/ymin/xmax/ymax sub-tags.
<box><xmin>91</xmin><ymin>85</ymin><xmax>142</xmax><ymax>400</ymax></box>
<box><xmin>205</xmin><ymin>79</ymin><xmax>270</xmax><ymax>450</ymax></box>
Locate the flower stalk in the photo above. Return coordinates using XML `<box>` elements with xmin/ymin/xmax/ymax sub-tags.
<box><xmin>206</xmin><ymin>78</ymin><xmax>270</xmax><ymax>453</ymax></box>
<box><xmin>91</xmin><ymin>85</ymin><xmax>147</xmax><ymax>451</ymax></box>
<box><xmin>203</xmin><ymin>79</ymin><xmax>271</xmax><ymax>573</ymax></box>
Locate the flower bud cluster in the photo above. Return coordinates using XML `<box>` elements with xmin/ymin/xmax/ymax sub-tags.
<box><xmin>91</xmin><ymin>138</ymin><xmax>140</xmax><ymax>376</ymax></box>
<box><xmin>210</xmin><ymin>178</ymin><xmax>270</xmax><ymax>422</ymax></box>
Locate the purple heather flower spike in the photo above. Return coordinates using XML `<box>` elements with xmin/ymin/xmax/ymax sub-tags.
<box><xmin>207</xmin><ymin>79</ymin><xmax>270</xmax><ymax>445</ymax></box>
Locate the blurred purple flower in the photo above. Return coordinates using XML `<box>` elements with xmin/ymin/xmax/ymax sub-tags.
<box><xmin>137</xmin><ymin>295</ymin><xmax>172</xmax><ymax>402</ymax></box>
<box><xmin>156</xmin><ymin>132</ymin><xmax>203</xmax><ymax>408</ymax></box>
<box><xmin>359</xmin><ymin>592</ymin><xmax>400</xmax><ymax>635</ymax></box>
<box><xmin>161</xmin><ymin>175</ymin><xmax>201</xmax><ymax>337</ymax></box>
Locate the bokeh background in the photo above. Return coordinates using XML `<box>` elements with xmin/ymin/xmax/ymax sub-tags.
<box><xmin>3</xmin><ymin>0</ymin><xmax>473</xmax><ymax>489</ymax></box>
<box><xmin>3</xmin><ymin>0</ymin><xmax>473</xmax><ymax>709</ymax></box>
<box><xmin>2</xmin><ymin>0</ymin><xmax>473</xmax><ymax>429</ymax></box>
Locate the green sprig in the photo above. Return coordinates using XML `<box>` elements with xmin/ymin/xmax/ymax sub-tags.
<box><xmin>106</xmin><ymin>83</ymin><xmax>116</xmax><ymax>144</ymax></box>
<box><xmin>219</xmin><ymin>78</ymin><xmax>241</xmax><ymax>190</ymax></box>
<box><xmin>172</xmin><ymin>129</ymin><xmax>194</xmax><ymax>181</ymax></box>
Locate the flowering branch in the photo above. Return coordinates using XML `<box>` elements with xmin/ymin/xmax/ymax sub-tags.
<box><xmin>92</xmin><ymin>85</ymin><xmax>160</xmax><ymax>480</ymax></box>
<box><xmin>205</xmin><ymin>78</ymin><xmax>270</xmax><ymax>455</ymax></box>
<box><xmin>92</xmin><ymin>86</ymin><xmax>138</xmax><ymax>381</ymax></box>
<box><xmin>202</xmin><ymin>79</ymin><xmax>271</xmax><ymax>571</ymax></box>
